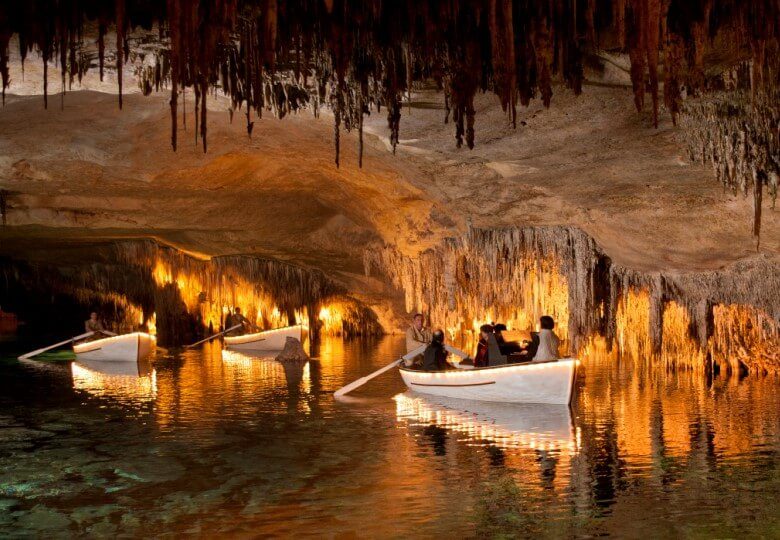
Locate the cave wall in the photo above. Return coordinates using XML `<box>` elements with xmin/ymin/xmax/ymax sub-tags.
<box><xmin>366</xmin><ymin>225</ymin><xmax>780</xmax><ymax>373</ymax></box>
<box><xmin>0</xmin><ymin>239</ymin><xmax>383</xmax><ymax>347</ymax></box>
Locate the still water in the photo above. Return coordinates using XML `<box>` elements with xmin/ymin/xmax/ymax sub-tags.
<box><xmin>1</xmin><ymin>336</ymin><xmax>778</xmax><ymax>538</ymax></box>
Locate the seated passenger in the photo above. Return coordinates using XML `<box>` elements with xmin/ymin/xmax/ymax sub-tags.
<box><xmin>227</xmin><ymin>307</ymin><xmax>253</xmax><ymax>336</ymax></box>
<box><xmin>422</xmin><ymin>329</ymin><xmax>455</xmax><ymax>371</ymax></box>
<box><xmin>533</xmin><ymin>315</ymin><xmax>560</xmax><ymax>361</ymax></box>
<box><xmin>404</xmin><ymin>313</ymin><xmax>431</xmax><ymax>367</ymax></box>
<box><xmin>84</xmin><ymin>312</ymin><xmax>107</xmax><ymax>334</ymax></box>
<box><xmin>473</xmin><ymin>324</ymin><xmax>493</xmax><ymax>367</ymax></box>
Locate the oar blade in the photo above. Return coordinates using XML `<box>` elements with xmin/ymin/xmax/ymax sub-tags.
<box><xmin>334</xmin><ymin>359</ymin><xmax>402</xmax><ymax>399</ymax></box>
<box><xmin>18</xmin><ymin>331</ymin><xmax>95</xmax><ymax>360</ymax></box>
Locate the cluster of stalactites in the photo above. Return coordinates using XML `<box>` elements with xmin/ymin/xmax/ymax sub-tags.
<box><xmin>114</xmin><ymin>239</ymin><xmax>343</xmax><ymax>314</ymax></box>
<box><xmin>365</xmin><ymin>225</ymin><xmax>780</xmax><ymax>373</ymax></box>
<box><xmin>0</xmin><ymin>1</ymin><xmax>779</xmax><ymax>161</ymax></box>
<box><xmin>679</xmin><ymin>81</ymin><xmax>779</xmax><ymax>243</ymax></box>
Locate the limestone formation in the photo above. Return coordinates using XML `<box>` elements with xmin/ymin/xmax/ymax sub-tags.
<box><xmin>365</xmin><ymin>225</ymin><xmax>780</xmax><ymax>374</ymax></box>
<box><xmin>275</xmin><ymin>337</ymin><xmax>309</xmax><ymax>363</ymax></box>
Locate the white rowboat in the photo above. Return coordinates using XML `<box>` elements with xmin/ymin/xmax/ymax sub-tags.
<box><xmin>72</xmin><ymin>332</ymin><xmax>156</xmax><ymax>362</ymax></box>
<box><xmin>224</xmin><ymin>324</ymin><xmax>304</xmax><ymax>351</ymax></box>
<box><xmin>399</xmin><ymin>358</ymin><xmax>578</xmax><ymax>405</ymax></box>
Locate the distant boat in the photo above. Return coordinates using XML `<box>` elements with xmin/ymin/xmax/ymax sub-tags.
<box><xmin>399</xmin><ymin>358</ymin><xmax>579</xmax><ymax>405</ymax></box>
<box><xmin>224</xmin><ymin>324</ymin><xmax>304</xmax><ymax>351</ymax></box>
<box><xmin>73</xmin><ymin>332</ymin><xmax>156</xmax><ymax>362</ymax></box>
<box><xmin>0</xmin><ymin>309</ymin><xmax>18</xmax><ymax>334</ymax></box>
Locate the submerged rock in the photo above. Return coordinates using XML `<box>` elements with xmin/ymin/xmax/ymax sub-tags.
<box><xmin>275</xmin><ymin>337</ymin><xmax>309</xmax><ymax>363</ymax></box>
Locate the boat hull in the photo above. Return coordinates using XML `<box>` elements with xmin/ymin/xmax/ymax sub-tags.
<box><xmin>399</xmin><ymin>358</ymin><xmax>578</xmax><ymax>405</ymax></box>
<box><xmin>73</xmin><ymin>332</ymin><xmax>156</xmax><ymax>362</ymax></box>
<box><xmin>224</xmin><ymin>325</ymin><xmax>304</xmax><ymax>351</ymax></box>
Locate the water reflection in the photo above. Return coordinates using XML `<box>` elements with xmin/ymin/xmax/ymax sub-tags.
<box><xmin>0</xmin><ymin>335</ymin><xmax>777</xmax><ymax>537</ymax></box>
<box><xmin>395</xmin><ymin>393</ymin><xmax>577</xmax><ymax>453</ymax></box>
<box><xmin>70</xmin><ymin>358</ymin><xmax>157</xmax><ymax>405</ymax></box>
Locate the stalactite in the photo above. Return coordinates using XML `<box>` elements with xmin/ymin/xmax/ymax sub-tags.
<box><xmin>0</xmin><ymin>29</ymin><xmax>8</xmax><ymax>106</ymax></box>
<box><xmin>97</xmin><ymin>20</ymin><xmax>106</xmax><ymax>81</ymax></box>
<box><xmin>168</xmin><ymin>0</ymin><xmax>179</xmax><ymax>151</ymax></box>
<box><xmin>200</xmin><ymin>78</ymin><xmax>207</xmax><ymax>153</ymax></box>
<box><xmin>357</xmin><ymin>91</ymin><xmax>364</xmax><ymax>168</ymax></box>
<box><xmin>679</xmin><ymin>87</ymin><xmax>779</xmax><ymax>242</ymax></box>
<box><xmin>116</xmin><ymin>0</ymin><xmax>125</xmax><ymax>109</ymax></box>
<box><xmin>644</xmin><ymin>0</ymin><xmax>662</xmax><ymax>128</ymax></box>
<box><xmin>193</xmin><ymin>81</ymin><xmax>199</xmax><ymax>146</ymax></box>
<box><xmin>490</xmin><ymin>0</ymin><xmax>517</xmax><ymax>127</ymax></box>
<box><xmin>385</xmin><ymin>91</ymin><xmax>401</xmax><ymax>154</ymax></box>
<box><xmin>365</xmin><ymin>225</ymin><xmax>780</xmax><ymax>373</ymax></box>
<box><xmin>626</xmin><ymin>0</ymin><xmax>646</xmax><ymax>113</ymax></box>
<box><xmin>0</xmin><ymin>0</ymin><xmax>777</xmax><ymax>162</ymax></box>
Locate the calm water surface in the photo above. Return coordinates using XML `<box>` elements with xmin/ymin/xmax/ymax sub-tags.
<box><xmin>1</xmin><ymin>336</ymin><xmax>778</xmax><ymax>538</ymax></box>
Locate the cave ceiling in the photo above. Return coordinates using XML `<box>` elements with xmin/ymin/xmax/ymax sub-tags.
<box><xmin>0</xmin><ymin>0</ymin><xmax>778</xmax><ymax>281</ymax></box>
<box><xmin>1</xmin><ymin>0</ymin><xmax>777</xmax><ymax>157</ymax></box>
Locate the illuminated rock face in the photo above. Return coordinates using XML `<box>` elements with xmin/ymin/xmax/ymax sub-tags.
<box><xmin>2</xmin><ymin>240</ymin><xmax>382</xmax><ymax>346</ymax></box>
<box><xmin>366</xmin><ymin>226</ymin><xmax>780</xmax><ymax>373</ymax></box>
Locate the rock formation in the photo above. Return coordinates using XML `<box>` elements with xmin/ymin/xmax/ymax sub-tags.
<box><xmin>366</xmin><ymin>225</ymin><xmax>780</xmax><ymax>373</ymax></box>
<box><xmin>275</xmin><ymin>336</ymin><xmax>309</xmax><ymax>363</ymax></box>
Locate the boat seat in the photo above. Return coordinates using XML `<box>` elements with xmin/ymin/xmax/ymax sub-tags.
<box><xmin>488</xmin><ymin>333</ymin><xmax>532</xmax><ymax>366</ymax></box>
<box><xmin>487</xmin><ymin>334</ymin><xmax>508</xmax><ymax>366</ymax></box>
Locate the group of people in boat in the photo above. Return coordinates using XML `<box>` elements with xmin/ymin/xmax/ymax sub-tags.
<box><xmin>404</xmin><ymin>312</ymin><xmax>561</xmax><ymax>371</ymax></box>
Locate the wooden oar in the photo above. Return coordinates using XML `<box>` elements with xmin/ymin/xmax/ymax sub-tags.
<box><xmin>185</xmin><ymin>324</ymin><xmax>243</xmax><ymax>348</ymax></box>
<box><xmin>18</xmin><ymin>331</ymin><xmax>95</xmax><ymax>360</ymax></box>
<box><xmin>334</xmin><ymin>358</ymin><xmax>403</xmax><ymax>398</ymax></box>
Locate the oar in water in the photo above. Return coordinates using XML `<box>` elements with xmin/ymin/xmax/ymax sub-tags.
<box><xmin>334</xmin><ymin>358</ymin><xmax>403</xmax><ymax>399</ymax></box>
<box><xmin>185</xmin><ymin>324</ymin><xmax>244</xmax><ymax>349</ymax></box>
<box><xmin>334</xmin><ymin>343</ymin><xmax>474</xmax><ymax>399</ymax></box>
<box><xmin>18</xmin><ymin>331</ymin><xmax>95</xmax><ymax>360</ymax></box>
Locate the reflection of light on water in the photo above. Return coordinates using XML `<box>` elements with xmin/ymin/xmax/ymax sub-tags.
<box><xmin>221</xmin><ymin>349</ymin><xmax>282</xmax><ymax>379</ymax></box>
<box><xmin>70</xmin><ymin>362</ymin><xmax>157</xmax><ymax>403</ymax></box>
<box><xmin>301</xmin><ymin>361</ymin><xmax>311</xmax><ymax>394</ymax></box>
<box><xmin>394</xmin><ymin>393</ymin><xmax>577</xmax><ymax>453</ymax></box>
<box><xmin>220</xmin><ymin>349</ymin><xmax>311</xmax><ymax>394</ymax></box>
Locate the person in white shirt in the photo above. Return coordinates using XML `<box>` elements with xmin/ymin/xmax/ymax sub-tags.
<box><xmin>404</xmin><ymin>313</ymin><xmax>431</xmax><ymax>366</ymax></box>
<box><xmin>533</xmin><ymin>315</ymin><xmax>561</xmax><ymax>361</ymax></box>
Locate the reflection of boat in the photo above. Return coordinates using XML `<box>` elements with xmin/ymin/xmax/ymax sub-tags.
<box><xmin>70</xmin><ymin>358</ymin><xmax>157</xmax><ymax>401</ymax></box>
<box><xmin>224</xmin><ymin>324</ymin><xmax>304</xmax><ymax>351</ymax></box>
<box><xmin>395</xmin><ymin>392</ymin><xmax>577</xmax><ymax>451</ymax></box>
<box><xmin>75</xmin><ymin>358</ymin><xmax>153</xmax><ymax>377</ymax></box>
<box><xmin>399</xmin><ymin>359</ymin><xmax>578</xmax><ymax>404</ymax></box>
<box><xmin>73</xmin><ymin>332</ymin><xmax>156</xmax><ymax>362</ymax></box>
<box><xmin>220</xmin><ymin>349</ymin><xmax>312</xmax><ymax>408</ymax></box>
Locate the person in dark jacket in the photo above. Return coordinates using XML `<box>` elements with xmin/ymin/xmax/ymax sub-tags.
<box><xmin>494</xmin><ymin>323</ymin><xmax>523</xmax><ymax>355</ymax></box>
<box><xmin>422</xmin><ymin>329</ymin><xmax>454</xmax><ymax>371</ymax></box>
<box><xmin>474</xmin><ymin>324</ymin><xmax>493</xmax><ymax>367</ymax></box>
